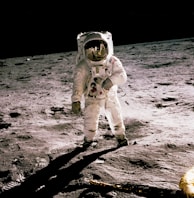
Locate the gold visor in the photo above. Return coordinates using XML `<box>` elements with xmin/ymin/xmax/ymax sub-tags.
<box><xmin>85</xmin><ymin>40</ymin><xmax>108</xmax><ymax>61</ymax></box>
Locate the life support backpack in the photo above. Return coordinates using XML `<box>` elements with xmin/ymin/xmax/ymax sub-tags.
<box><xmin>75</xmin><ymin>31</ymin><xmax>114</xmax><ymax>64</ymax></box>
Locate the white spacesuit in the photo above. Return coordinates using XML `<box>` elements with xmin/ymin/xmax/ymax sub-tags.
<box><xmin>71</xmin><ymin>31</ymin><xmax>128</xmax><ymax>147</ymax></box>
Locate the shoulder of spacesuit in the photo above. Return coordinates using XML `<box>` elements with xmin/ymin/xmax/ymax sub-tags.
<box><xmin>108</xmin><ymin>55</ymin><xmax>121</xmax><ymax>65</ymax></box>
<box><xmin>75</xmin><ymin>59</ymin><xmax>91</xmax><ymax>75</ymax></box>
<box><xmin>76</xmin><ymin>59</ymin><xmax>89</xmax><ymax>68</ymax></box>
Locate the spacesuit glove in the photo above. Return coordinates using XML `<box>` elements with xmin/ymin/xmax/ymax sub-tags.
<box><xmin>102</xmin><ymin>78</ymin><xmax>113</xmax><ymax>90</ymax></box>
<box><xmin>72</xmin><ymin>101</ymin><xmax>81</xmax><ymax>114</ymax></box>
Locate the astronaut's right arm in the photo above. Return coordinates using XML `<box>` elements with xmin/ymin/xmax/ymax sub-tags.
<box><xmin>71</xmin><ymin>61</ymin><xmax>88</xmax><ymax>114</ymax></box>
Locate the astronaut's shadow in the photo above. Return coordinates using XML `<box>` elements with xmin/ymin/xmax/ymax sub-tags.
<box><xmin>0</xmin><ymin>145</ymin><xmax>118</xmax><ymax>198</ymax></box>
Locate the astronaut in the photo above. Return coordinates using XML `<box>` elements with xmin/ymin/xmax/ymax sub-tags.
<box><xmin>71</xmin><ymin>31</ymin><xmax>128</xmax><ymax>147</ymax></box>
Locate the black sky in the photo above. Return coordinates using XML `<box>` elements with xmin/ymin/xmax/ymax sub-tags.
<box><xmin>1</xmin><ymin>2</ymin><xmax>194</xmax><ymax>58</ymax></box>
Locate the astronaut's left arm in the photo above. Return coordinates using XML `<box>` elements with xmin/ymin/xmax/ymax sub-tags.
<box><xmin>108</xmin><ymin>56</ymin><xmax>127</xmax><ymax>86</ymax></box>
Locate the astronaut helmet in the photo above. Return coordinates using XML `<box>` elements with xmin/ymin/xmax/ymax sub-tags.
<box><xmin>76</xmin><ymin>31</ymin><xmax>114</xmax><ymax>64</ymax></box>
<box><xmin>84</xmin><ymin>39</ymin><xmax>108</xmax><ymax>62</ymax></box>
